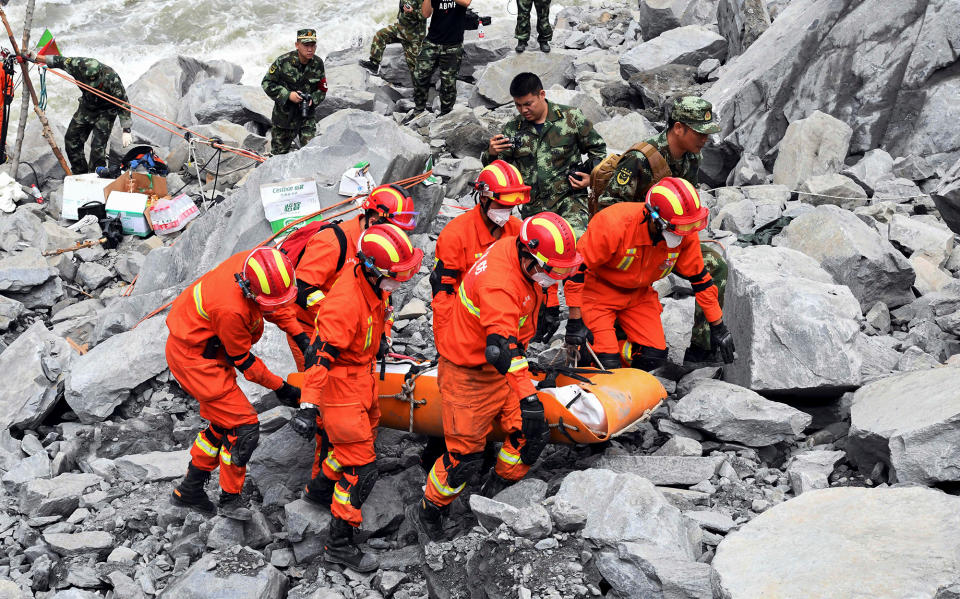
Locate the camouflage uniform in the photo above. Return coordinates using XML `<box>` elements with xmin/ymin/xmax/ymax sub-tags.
<box><xmin>47</xmin><ymin>56</ymin><xmax>132</xmax><ymax>174</ymax></box>
<box><xmin>412</xmin><ymin>41</ymin><xmax>462</xmax><ymax>115</ymax></box>
<box><xmin>597</xmin><ymin>96</ymin><xmax>721</xmax><ymax>211</ymax></box>
<box><xmin>261</xmin><ymin>32</ymin><xmax>327</xmax><ymax>155</ymax></box>
<box><xmin>515</xmin><ymin>0</ymin><xmax>552</xmax><ymax>44</ymax></box>
<box><xmin>690</xmin><ymin>244</ymin><xmax>727</xmax><ymax>353</ymax></box>
<box><xmin>480</xmin><ymin>101</ymin><xmax>607</xmax><ymax>234</ymax></box>
<box><xmin>369</xmin><ymin>0</ymin><xmax>426</xmax><ymax>75</ymax></box>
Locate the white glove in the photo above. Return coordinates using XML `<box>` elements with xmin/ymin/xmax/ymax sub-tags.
<box><xmin>121</xmin><ymin>131</ymin><xmax>132</xmax><ymax>148</ymax></box>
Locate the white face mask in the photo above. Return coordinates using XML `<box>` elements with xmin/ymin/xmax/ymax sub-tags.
<box><xmin>662</xmin><ymin>230</ymin><xmax>684</xmax><ymax>248</ymax></box>
<box><xmin>379</xmin><ymin>278</ymin><xmax>402</xmax><ymax>292</ymax></box>
<box><xmin>486</xmin><ymin>205</ymin><xmax>512</xmax><ymax>227</ymax></box>
<box><xmin>532</xmin><ymin>271</ymin><xmax>557</xmax><ymax>287</ymax></box>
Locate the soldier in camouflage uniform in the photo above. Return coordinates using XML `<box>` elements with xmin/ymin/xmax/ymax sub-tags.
<box><xmin>514</xmin><ymin>0</ymin><xmax>552</xmax><ymax>53</ymax></box>
<box><xmin>597</xmin><ymin>96</ymin><xmax>720</xmax><ymax>211</ymax></box>
<box><xmin>261</xmin><ymin>29</ymin><xmax>327</xmax><ymax>155</ymax></box>
<box><xmin>412</xmin><ymin>0</ymin><xmax>471</xmax><ymax>116</ymax></box>
<box><xmin>688</xmin><ymin>244</ymin><xmax>728</xmax><ymax>360</ymax></box>
<box><xmin>481</xmin><ymin>73</ymin><xmax>607</xmax><ymax>235</ymax></box>
<box><xmin>33</xmin><ymin>55</ymin><xmax>133</xmax><ymax>174</ymax></box>
<box><xmin>359</xmin><ymin>0</ymin><xmax>426</xmax><ymax>78</ymax></box>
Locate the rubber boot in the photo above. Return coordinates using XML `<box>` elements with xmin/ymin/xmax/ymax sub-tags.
<box><xmin>324</xmin><ymin>517</ymin><xmax>379</xmax><ymax>573</ymax></box>
<box><xmin>480</xmin><ymin>472</ymin><xmax>512</xmax><ymax>499</ymax></box>
<box><xmin>219</xmin><ymin>492</ymin><xmax>253</xmax><ymax>521</ymax></box>
<box><xmin>302</xmin><ymin>474</ymin><xmax>336</xmax><ymax>508</ymax></box>
<box><xmin>410</xmin><ymin>498</ymin><xmax>445</xmax><ymax>543</ymax></box>
<box><xmin>515</xmin><ymin>41</ymin><xmax>527</xmax><ymax>53</ymax></box>
<box><xmin>170</xmin><ymin>464</ymin><xmax>215</xmax><ymax>515</ymax></box>
<box><xmin>358</xmin><ymin>59</ymin><xmax>380</xmax><ymax>74</ymax></box>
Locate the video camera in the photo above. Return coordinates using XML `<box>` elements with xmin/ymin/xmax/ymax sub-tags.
<box><xmin>464</xmin><ymin>9</ymin><xmax>492</xmax><ymax>30</ymax></box>
<box><xmin>568</xmin><ymin>159</ymin><xmax>594</xmax><ymax>181</ymax></box>
<box><xmin>295</xmin><ymin>91</ymin><xmax>314</xmax><ymax>119</ymax></box>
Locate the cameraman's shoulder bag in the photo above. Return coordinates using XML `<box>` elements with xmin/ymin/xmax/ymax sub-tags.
<box><xmin>277</xmin><ymin>219</ymin><xmax>346</xmax><ymax>269</ymax></box>
<box><xmin>589</xmin><ymin>141</ymin><xmax>671</xmax><ymax>215</ymax></box>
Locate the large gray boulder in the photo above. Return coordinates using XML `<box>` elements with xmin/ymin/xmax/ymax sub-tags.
<box><xmin>842</xmin><ymin>148</ymin><xmax>895</xmax><ymax>195</ymax></box>
<box><xmin>796</xmin><ymin>173</ymin><xmax>868</xmax><ymax>209</ymax></box>
<box><xmin>595</xmin><ymin>113</ymin><xmax>659</xmax><ymax>154</ymax></box>
<box><xmin>773</xmin><ymin>204</ymin><xmax>916</xmax><ymax>309</ymax></box>
<box><xmin>64</xmin><ymin>316</ymin><xmax>169</xmax><ymax>423</ymax></box>
<box><xmin>717</xmin><ymin>0</ymin><xmax>771</xmax><ymax>57</ymax></box>
<box><xmin>847</xmin><ymin>368</ymin><xmax>960</xmax><ymax>484</ymax></box>
<box><xmin>19</xmin><ymin>472</ymin><xmax>102</xmax><ymax>517</ymax></box>
<box><xmin>247</xmin><ymin>425</ymin><xmax>314</xmax><ymax>501</ymax></box>
<box><xmin>0</xmin><ymin>247</ymin><xmax>55</xmax><ymax>292</ymax></box>
<box><xmin>598</xmin><ymin>542</ymin><xmax>712</xmax><ymax>599</ymax></box>
<box><xmin>0</xmin><ymin>322</ymin><xmax>72</xmax><ymax>432</ymax></box>
<box><xmin>724</xmin><ymin>245</ymin><xmax>863</xmax><ymax>393</ymax></box>
<box><xmin>771</xmin><ymin>111</ymin><xmax>852</xmax><ymax>189</ymax></box>
<box><xmin>638</xmin><ymin>0</ymin><xmax>718</xmax><ymax>40</ymax></box>
<box><xmin>159</xmin><ymin>549</ymin><xmax>286</xmax><ymax>599</ymax></box>
<box><xmin>705</xmin><ymin>0</ymin><xmax>959</xmax><ymax>180</ymax></box>
<box><xmin>596</xmin><ymin>455</ymin><xmax>723</xmax><ymax>486</ymax></box>
<box><xmin>476</xmin><ymin>52</ymin><xmax>576</xmax><ymax>106</ymax></box>
<box><xmin>554</xmin><ymin>469</ymin><xmax>701</xmax><ymax>559</ymax></box>
<box><xmin>619</xmin><ymin>26</ymin><xmax>727</xmax><ymax>80</ymax></box>
<box><xmin>133</xmin><ymin>109</ymin><xmax>430</xmax><ymax>297</ymax></box>
<box><xmin>887</xmin><ymin>214</ymin><xmax>955</xmax><ymax>266</ymax></box>
<box><xmin>193</xmin><ymin>84</ymin><xmax>273</xmax><ymax>127</ymax></box>
<box><xmin>932</xmin><ymin>158</ymin><xmax>960</xmax><ymax>235</ymax></box>
<box><xmin>671</xmin><ymin>379</ymin><xmax>811</xmax><ymax>446</ymax></box>
<box><xmin>712</xmin><ymin>487</ymin><xmax>960</xmax><ymax>598</ymax></box>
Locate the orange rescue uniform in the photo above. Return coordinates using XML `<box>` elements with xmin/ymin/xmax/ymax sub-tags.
<box><xmin>166</xmin><ymin>252</ymin><xmax>301</xmax><ymax>494</ymax></box>
<box><xmin>302</xmin><ymin>266</ymin><xmax>386</xmax><ymax>527</ymax></box>
<box><xmin>431</xmin><ymin>204</ymin><xmax>522</xmax><ymax>350</ymax></box>
<box><xmin>566</xmin><ymin>202</ymin><xmax>721</xmax><ymax>357</ymax></box>
<box><xmin>425</xmin><ymin>237</ymin><xmax>542</xmax><ymax>508</ymax></box>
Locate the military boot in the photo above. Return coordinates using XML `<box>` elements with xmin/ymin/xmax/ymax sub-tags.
<box><xmin>358</xmin><ymin>59</ymin><xmax>380</xmax><ymax>74</ymax></box>
<box><xmin>302</xmin><ymin>474</ymin><xmax>336</xmax><ymax>507</ymax></box>
<box><xmin>410</xmin><ymin>498</ymin><xmax>446</xmax><ymax>542</ymax></box>
<box><xmin>515</xmin><ymin>41</ymin><xmax>527</xmax><ymax>53</ymax></box>
<box><xmin>219</xmin><ymin>492</ymin><xmax>253</xmax><ymax>521</ymax></box>
<box><xmin>170</xmin><ymin>464</ymin><xmax>215</xmax><ymax>515</ymax></box>
<box><xmin>480</xmin><ymin>472</ymin><xmax>512</xmax><ymax>499</ymax></box>
<box><xmin>539</xmin><ymin>40</ymin><xmax>551</xmax><ymax>53</ymax></box>
<box><xmin>324</xmin><ymin>517</ymin><xmax>379</xmax><ymax>572</ymax></box>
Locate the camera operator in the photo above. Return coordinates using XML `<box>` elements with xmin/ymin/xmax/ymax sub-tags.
<box><xmin>411</xmin><ymin>0</ymin><xmax>472</xmax><ymax>117</ymax></box>
<box><xmin>261</xmin><ymin>29</ymin><xmax>327</xmax><ymax>155</ymax></box>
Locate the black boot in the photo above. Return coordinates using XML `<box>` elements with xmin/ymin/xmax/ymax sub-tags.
<box><xmin>170</xmin><ymin>464</ymin><xmax>215</xmax><ymax>514</ymax></box>
<box><xmin>515</xmin><ymin>40</ymin><xmax>527</xmax><ymax>53</ymax></box>
<box><xmin>219</xmin><ymin>492</ymin><xmax>253</xmax><ymax>521</ymax></box>
<box><xmin>358</xmin><ymin>59</ymin><xmax>380</xmax><ymax>74</ymax></box>
<box><xmin>539</xmin><ymin>40</ymin><xmax>551</xmax><ymax>53</ymax></box>
<box><xmin>410</xmin><ymin>498</ymin><xmax>446</xmax><ymax>543</ymax></box>
<box><xmin>480</xmin><ymin>472</ymin><xmax>512</xmax><ymax>499</ymax></box>
<box><xmin>324</xmin><ymin>517</ymin><xmax>379</xmax><ymax>572</ymax></box>
<box><xmin>302</xmin><ymin>474</ymin><xmax>336</xmax><ymax>507</ymax></box>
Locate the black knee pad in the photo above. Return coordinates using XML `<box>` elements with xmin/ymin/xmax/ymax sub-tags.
<box><xmin>232</xmin><ymin>423</ymin><xmax>260</xmax><ymax>468</ymax></box>
<box><xmin>630</xmin><ymin>345</ymin><xmax>669</xmax><ymax>372</ymax></box>
<box><xmin>446</xmin><ymin>452</ymin><xmax>484</xmax><ymax>489</ymax></box>
<box><xmin>349</xmin><ymin>463</ymin><xmax>379</xmax><ymax>508</ymax></box>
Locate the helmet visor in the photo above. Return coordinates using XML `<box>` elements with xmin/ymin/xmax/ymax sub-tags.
<box><xmin>387</xmin><ymin>211</ymin><xmax>418</xmax><ymax>231</ymax></box>
<box><xmin>669</xmin><ymin>216</ymin><xmax>708</xmax><ymax>234</ymax></box>
<box><xmin>386</xmin><ymin>248</ymin><xmax>424</xmax><ymax>282</ymax></box>
<box><xmin>494</xmin><ymin>190</ymin><xmax>530</xmax><ymax>206</ymax></box>
<box><xmin>544</xmin><ymin>264</ymin><xmax>578</xmax><ymax>280</ymax></box>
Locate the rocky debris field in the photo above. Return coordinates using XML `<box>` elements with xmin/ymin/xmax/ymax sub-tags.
<box><xmin>1</xmin><ymin>0</ymin><xmax>960</xmax><ymax>597</ymax></box>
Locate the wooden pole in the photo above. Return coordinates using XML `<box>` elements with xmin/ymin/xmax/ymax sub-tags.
<box><xmin>0</xmin><ymin>7</ymin><xmax>71</xmax><ymax>177</ymax></box>
<box><xmin>8</xmin><ymin>0</ymin><xmax>33</xmax><ymax>178</ymax></box>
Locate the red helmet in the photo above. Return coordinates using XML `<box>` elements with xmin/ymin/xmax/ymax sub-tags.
<box><xmin>645</xmin><ymin>177</ymin><xmax>708</xmax><ymax>235</ymax></box>
<box><xmin>473</xmin><ymin>160</ymin><xmax>531</xmax><ymax>207</ymax></box>
<box><xmin>518</xmin><ymin>212</ymin><xmax>583</xmax><ymax>280</ymax></box>
<box><xmin>239</xmin><ymin>247</ymin><xmax>297</xmax><ymax>307</ymax></box>
<box><xmin>357</xmin><ymin>223</ymin><xmax>424</xmax><ymax>282</ymax></box>
<box><xmin>361</xmin><ymin>184</ymin><xmax>417</xmax><ymax>231</ymax></box>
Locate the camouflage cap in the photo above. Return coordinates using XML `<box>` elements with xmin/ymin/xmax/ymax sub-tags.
<box><xmin>671</xmin><ymin>96</ymin><xmax>721</xmax><ymax>135</ymax></box>
<box><xmin>297</xmin><ymin>29</ymin><xmax>317</xmax><ymax>43</ymax></box>
<box><xmin>78</xmin><ymin>58</ymin><xmax>103</xmax><ymax>80</ymax></box>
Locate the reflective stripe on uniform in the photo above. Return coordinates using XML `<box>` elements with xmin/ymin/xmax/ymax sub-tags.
<box><xmin>497</xmin><ymin>446</ymin><xmax>522</xmax><ymax>466</ymax></box>
<box><xmin>363</xmin><ymin>316</ymin><xmax>373</xmax><ymax>350</ymax></box>
<box><xmin>323</xmin><ymin>450</ymin><xmax>343</xmax><ymax>474</ymax></box>
<box><xmin>616</xmin><ymin>248</ymin><xmax>637</xmax><ymax>271</ymax></box>
<box><xmin>658</xmin><ymin>251</ymin><xmax>680</xmax><ymax>279</ymax></box>
<box><xmin>305</xmin><ymin>289</ymin><xmax>325</xmax><ymax>307</ymax></box>
<box><xmin>428</xmin><ymin>464</ymin><xmax>466</xmax><ymax>498</ymax></box>
<box><xmin>621</xmin><ymin>341</ymin><xmax>634</xmax><ymax>363</ymax></box>
<box><xmin>220</xmin><ymin>447</ymin><xmax>233</xmax><ymax>465</ymax></box>
<box><xmin>194</xmin><ymin>432</ymin><xmax>219</xmax><ymax>457</ymax></box>
<box><xmin>507</xmin><ymin>355</ymin><xmax>528</xmax><ymax>373</ymax></box>
<box><xmin>458</xmin><ymin>282</ymin><xmax>480</xmax><ymax>317</ymax></box>
<box><xmin>333</xmin><ymin>484</ymin><xmax>352</xmax><ymax>506</ymax></box>
<box><xmin>193</xmin><ymin>282</ymin><xmax>210</xmax><ymax>320</ymax></box>
<box><xmin>519</xmin><ymin>315</ymin><xmax>528</xmax><ymax>327</ymax></box>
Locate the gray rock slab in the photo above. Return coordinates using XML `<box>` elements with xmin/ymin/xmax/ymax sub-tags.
<box><xmin>842</xmin><ymin>148</ymin><xmax>895</xmax><ymax>194</ymax></box>
<box><xmin>797</xmin><ymin>173</ymin><xmax>868</xmax><ymax>210</ymax></box>
<box><xmin>64</xmin><ymin>315</ymin><xmax>168</xmax><ymax>423</ymax></box>
<box><xmin>619</xmin><ymin>26</ymin><xmax>727</xmax><ymax>79</ymax></box>
<box><xmin>599</xmin><ymin>542</ymin><xmax>712</xmax><ymax>599</ymax></box>
<box><xmin>772</xmin><ymin>111</ymin><xmax>852</xmax><ymax>189</ymax></box>
<box><xmin>718</xmin><ymin>0</ymin><xmax>771</xmax><ymax>57</ymax></box>
<box><xmin>19</xmin><ymin>472</ymin><xmax>103</xmax><ymax>517</ymax></box>
<box><xmin>43</xmin><ymin>531</ymin><xmax>113</xmax><ymax>557</ymax></box>
<box><xmin>888</xmin><ymin>214</ymin><xmax>954</xmax><ymax>266</ymax></box>
<box><xmin>892</xmin><ymin>155</ymin><xmax>934</xmax><ymax>181</ymax></box>
<box><xmin>283</xmin><ymin>498</ymin><xmax>331</xmax><ymax>544</ymax></box>
<box><xmin>158</xmin><ymin>549</ymin><xmax>285</xmax><ymax>599</ymax></box>
<box><xmin>470</xmin><ymin>494</ymin><xmax>521</xmax><ymax>531</ymax></box>
<box><xmin>248</xmin><ymin>425</ymin><xmax>314</xmax><ymax>501</ymax></box>
<box><xmin>0</xmin><ymin>321</ymin><xmax>73</xmax><ymax>432</ymax></box>
<box><xmin>1</xmin><ymin>451</ymin><xmax>51</xmax><ymax>490</ymax></box>
<box><xmin>476</xmin><ymin>52</ymin><xmax>576</xmax><ymax>106</ymax></box>
<box><xmin>933</xmin><ymin>158</ymin><xmax>960</xmax><ymax>236</ymax></box>
<box><xmin>359</xmin><ymin>476</ymin><xmax>405</xmax><ymax>540</ymax></box>
<box><xmin>672</xmin><ymin>379</ymin><xmax>811</xmax><ymax>446</ymax></box>
<box><xmin>547</xmin><ymin>497</ymin><xmax>588</xmax><ymax>533</ymax></box>
<box><xmin>555</xmin><ymin>469</ymin><xmax>701</xmax><ymax>558</ymax></box>
<box><xmin>786</xmin><ymin>450</ymin><xmax>845</xmax><ymax>495</ymax></box>
<box><xmin>654</xmin><ymin>436</ymin><xmax>704</xmax><ymax>457</ymax></box>
<box><xmin>597</xmin><ymin>455</ymin><xmax>723</xmax><ymax>486</ymax></box>
<box><xmin>490</xmin><ymin>477</ymin><xmax>548</xmax><ymax>509</ymax></box>
<box><xmin>75</xmin><ymin>262</ymin><xmax>114</xmax><ymax>290</ymax></box>
<box><xmin>509</xmin><ymin>504</ymin><xmax>553</xmax><ymax>540</ymax></box>
<box><xmin>114</xmin><ymin>450</ymin><xmax>190</xmax><ymax>482</ymax></box>
<box><xmin>847</xmin><ymin>368</ymin><xmax>960</xmax><ymax>484</ymax></box>
<box><xmin>0</xmin><ymin>295</ymin><xmax>24</xmax><ymax>331</ymax></box>
<box><xmin>684</xmin><ymin>509</ymin><xmax>738</xmax><ymax>533</ymax></box>
<box><xmin>873</xmin><ymin>177</ymin><xmax>923</xmax><ymax>204</ymax></box>
<box><xmin>0</xmin><ymin>247</ymin><xmax>54</xmax><ymax>292</ymax></box>
<box><xmin>712</xmin><ymin>487</ymin><xmax>960</xmax><ymax>598</ymax></box>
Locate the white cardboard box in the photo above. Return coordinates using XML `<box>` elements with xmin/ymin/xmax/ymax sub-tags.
<box><xmin>62</xmin><ymin>174</ymin><xmax>112</xmax><ymax>221</ymax></box>
<box><xmin>106</xmin><ymin>191</ymin><xmax>151</xmax><ymax>237</ymax></box>
<box><xmin>259</xmin><ymin>178</ymin><xmax>321</xmax><ymax>233</ymax></box>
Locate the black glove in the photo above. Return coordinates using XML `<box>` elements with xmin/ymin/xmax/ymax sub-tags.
<box><xmin>564</xmin><ymin>318</ymin><xmax>591</xmax><ymax>347</ymax></box>
<box><xmin>293</xmin><ymin>333</ymin><xmax>311</xmax><ymax>355</ymax></box>
<box><xmin>519</xmin><ymin>394</ymin><xmax>549</xmax><ymax>464</ymax></box>
<box><xmin>291</xmin><ymin>406</ymin><xmax>318</xmax><ymax>439</ymax></box>
<box><xmin>710</xmin><ymin>321</ymin><xmax>736</xmax><ymax>364</ymax></box>
<box><xmin>533</xmin><ymin>305</ymin><xmax>561</xmax><ymax>343</ymax></box>
<box><xmin>275</xmin><ymin>382</ymin><xmax>301</xmax><ymax>408</ymax></box>
<box><xmin>377</xmin><ymin>336</ymin><xmax>391</xmax><ymax>361</ymax></box>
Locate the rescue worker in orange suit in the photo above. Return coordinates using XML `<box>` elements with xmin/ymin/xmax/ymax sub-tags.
<box><xmin>422</xmin><ymin>160</ymin><xmax>530</xmax><ymax>469</ymax></box>
<box><xmin>412</xmin><ymin>212</ymin><xmax>583</xmax><ymax>541</ymax></box>
<box><xmin>168</xmin><ymin>248</ymin><xmax>305</xmax><ymax>518</ymax></box>
<box><xmin>290</xmin><ymin>224</ymin><xmax>424</xmax><ymax>572</ymax></box>
<box><xmin>565</xmin><ymin>177</ymin><xmax>735</xmax><ymax>371</ymax></box>
<box><xmin>284</xmin><ymin>184</ymin><xmax>417</xmax><ymax>371</ymax></box>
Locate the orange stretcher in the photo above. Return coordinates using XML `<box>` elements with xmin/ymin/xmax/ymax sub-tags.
<box><xmin>287</xmin><ymin>361</ymin><xmax>666</xmax><ymax>444</ymax></box>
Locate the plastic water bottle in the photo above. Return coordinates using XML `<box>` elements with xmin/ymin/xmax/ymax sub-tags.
<box><xmin>478</xmin><ymin>23</ymin><xmax>485</xmax><ymax>39</ymax></box>
<box><xmin>28</xmin><ymin>184</ymin><xmax>43</xmax><ymax>204</ymax></box>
